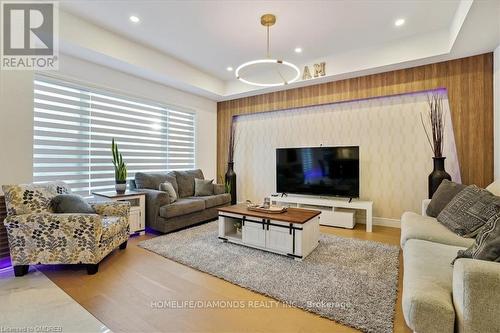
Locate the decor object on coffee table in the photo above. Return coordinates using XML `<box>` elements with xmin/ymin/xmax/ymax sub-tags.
<box><xmin>420</xmin><ymin>93</ymin><xmax>451</xmax><ymax>198</ymax></box>
<box><xmin>225</xmin><ymin>120</ymin><xmax>237</xmax><ymax>204</ymax></box>
<box><xmin>93</xmin><ymin>190</ymin><xmax>146</xmax><ymax>235</ymax></box>
<box><xmin>2</xmin><ymin>182</ymin><xmax>130</xmax><ymax>276</ymax></box>
<box><xmin>112</xmin><ymin>138</ymin><xmax>128</xmax><ymax>194</ymax></box>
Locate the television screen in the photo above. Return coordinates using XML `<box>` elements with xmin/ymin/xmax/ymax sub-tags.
<box><xmin>276</xmin><ymin>146</ymin><xmax>359</xmax><ymax>198</ymax></box>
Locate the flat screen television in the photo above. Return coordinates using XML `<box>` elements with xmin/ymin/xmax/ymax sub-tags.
<box><xmin>276</xmin><ymin>146</ymin><xmax>359</xmax><ymax>198</ymax></box>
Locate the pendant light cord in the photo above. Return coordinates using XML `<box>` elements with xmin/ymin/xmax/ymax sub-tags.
<box><xmin>266</xmin><ymin>26</ymin><xmax>270</xmax><ymax>58</ymax></box>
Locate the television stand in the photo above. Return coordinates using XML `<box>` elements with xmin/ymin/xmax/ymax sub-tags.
<box><xmin>269</xmin><ymin>195</ymin><xmax>373</xmax><ymax>232</ymax></box>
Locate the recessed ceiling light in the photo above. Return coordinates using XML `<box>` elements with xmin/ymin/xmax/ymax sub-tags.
<box><xmin>226</xmin><ymin>66</ymin><xmax>233</xmax><ymax>72</ymax></box>
<box><xmin>129</xmin><ymin>15</ymin><xmax>140</xmax><ymax>23</ymax></box>
<box><xmin>394</xmin><ymin>18</ymin><xmax>405</xmax><ymax>27</ymax></box>
<box><xmin>294</xmin><ymin>47</ymin><xmax>302</xmax><ymax>53</ymax></box>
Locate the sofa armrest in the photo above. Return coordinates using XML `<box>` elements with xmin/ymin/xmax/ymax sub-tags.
<box><xmin>214</xmin><ymin>183</ymin><xmax>226</xmax><ymax>195</ymax></box>
<box><xmin>141</xmin><ymin>188</ymin><xmax>171</xmax><ymax>206</ymax></box>
<box><xmin>90</xmin><ymin>201</ymin><xmax>130</xmax><ymax>217</ymax></box>
<box><xmin>422</xmin><ymin>199</ymin><xmax>431</xmax><ymax>216</ymax></box>
<box><xmin>453</xmin><ymin>259</ymin><xmax>500</xmax><ymax>333</ymax></box>
<box><xmin>4</xmin><ymin>213</ymin><xmax>103</xmax><ymax>265</ymax></box>
<box><xmin>139</xmin><ymin>189</ymin><xmax>170</xmax><ymax>226</ymax></box>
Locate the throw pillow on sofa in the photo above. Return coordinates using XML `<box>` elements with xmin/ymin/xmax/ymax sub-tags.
<box><xmin>194</xmin><ymin>178</ymin><xmax>214</xmax><ymax>196</ymax></box>
<box><xmin>175</xmin><ymin>169</ymin><xmax>204</xmax><ymax>197</ymax></box>
<box><xmin>51</xmin><ymin>194</ymin><xmax>95</xmax><ymax>214</ymax></box>
<box><xmin>159</xmin><ymin>182</ymin><xmax>178</xmax><ymax>203</ymax></box>
<box><xmin>437</xmin><ymin>185</ymin><xmax>500</xmax><ymax>237</ymax></box>
<box><xmin>426</xmin><ymin>179</ymin><xmax>467</xmax><ymax>217</ymax></box>
<box><xmin>454</xmin><ymin>209</ymin><xmax>500</xmax><ymax>263</ymax></box>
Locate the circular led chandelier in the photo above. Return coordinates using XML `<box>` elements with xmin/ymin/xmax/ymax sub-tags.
<box><xmin>235</xmin><ymin>14</ymin><xmax>300</xmax><ymax>87</ymax></box>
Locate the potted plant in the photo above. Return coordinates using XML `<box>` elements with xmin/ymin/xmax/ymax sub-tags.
<box><xmin>225</xmin><ymin>119</ymin><xmax>238</xmax><ymax>204</ymax></box>
<box><xmin>111</xmin><ymin>138</ymin><xmax>127</xmax><ymax>194</ymax></box>
<box><xmin>420</xmin><ymin>93</ymin><xmax>451</xmax><ymax>198</ymax></box>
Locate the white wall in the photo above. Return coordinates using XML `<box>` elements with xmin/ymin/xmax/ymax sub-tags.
<box><xmin>0</xmin><ymin>70</ymin><xmax>34</xmax><ymax>189</ymax></box>
<box><xmin>494</xmin><ymin>45</ymin><xmax>500</xmax><ymax>179</ymax></box>
<box><xmin>0</xmin><ymin>54</ymin><xmax>217</xmax><ymax>193</ymax></box>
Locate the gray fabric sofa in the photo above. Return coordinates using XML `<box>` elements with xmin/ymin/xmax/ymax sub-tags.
<box><xmin>130</xmin><ymin>169</ymin><xmax>230</xmax><ymax>233</ymax></box>
<box><xmin>400</xmin><ymin>200</ymin><xmax>500</xmax><ymax>333</ymax></box>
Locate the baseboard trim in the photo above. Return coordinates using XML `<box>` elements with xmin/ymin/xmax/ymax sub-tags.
<box><xmin>357</xmin><ymin>217</ymin><xmax>401</xmax><ymax>229</ymax></box>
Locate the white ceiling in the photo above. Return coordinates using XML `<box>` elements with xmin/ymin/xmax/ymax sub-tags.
<box><xmin>58</xmin><ymin>0</ymin><xmax>500</xmax><ymax>100</ymax></box>
<box><xmin>61</xmin><ymin>0</ymin><xmax>460</xmax><ymax>81</ymax></box>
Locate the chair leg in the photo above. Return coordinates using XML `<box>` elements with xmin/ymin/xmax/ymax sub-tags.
<box><xmin>13</xmin><ymin>265</ymin><xmax>29</xmax><ymax>277</ymax></box>
<box><xmin>119</xmin><ymin>240</ymin><xmax>128</xmax><ymax>250</ymax></box>
<box><xmin>86</xmin><ymin>263</ymin><xmax>99</xmax><ymax>275</ymax></box>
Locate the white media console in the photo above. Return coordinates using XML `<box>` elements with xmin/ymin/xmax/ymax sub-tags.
<box><xmin>269</xmin><ymin>195</ymin><xmax>373</xmax><ymax>232</ymax></box>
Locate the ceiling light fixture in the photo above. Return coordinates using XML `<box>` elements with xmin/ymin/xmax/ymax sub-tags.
<box><xmin>394</xmin><ymin>18</ymin><xmax>405</xmax><ymax>27</ymax></box>
<box><xmin>235</xmin><ymin>14</ymin><xmax>300</xmax><ymax>87</ymax></box>
<box><xmin>129</xmin><ymin>15</ymin><xmax>140</xmax><ymax>23</ymax></box>
<box><xmin>294</xmin><ymin>47</ymin><xmax>302</xmax><ymax>53</ymax></box>
<box><xmin>226</xmin><ymin>66</ymin><xmax>233</xmax><ymax>71</ymax></box>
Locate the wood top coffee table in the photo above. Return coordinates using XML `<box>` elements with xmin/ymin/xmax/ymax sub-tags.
<box><xmin>218</xmin><ymin>204</ymin><xmax>321</xmax><ymax>260</ymax></box>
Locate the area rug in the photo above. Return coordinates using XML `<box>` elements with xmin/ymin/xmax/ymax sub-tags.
<box><xmin>139</xmin><ymin>222</ymin><xmax>400</xmax><ymax>333</ymax></box>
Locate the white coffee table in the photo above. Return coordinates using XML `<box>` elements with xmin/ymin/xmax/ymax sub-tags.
<box><xmin>218</xmin><ymin>204</ymin><xmax>321</xmax><ymax>260</ymax></box>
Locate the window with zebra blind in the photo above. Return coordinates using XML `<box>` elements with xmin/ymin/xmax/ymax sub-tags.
<box><xmin>33</xmin><ymin>75</ymin><xmax>196</xmax><ymax>197</ymax></box>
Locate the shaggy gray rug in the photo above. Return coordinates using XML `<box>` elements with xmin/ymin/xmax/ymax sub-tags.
<box><xmin>139</xmin><ymin>222</ymin><xmax>400</xmax><ymax>333</ymax></box>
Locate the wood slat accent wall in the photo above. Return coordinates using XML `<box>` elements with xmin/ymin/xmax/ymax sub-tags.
<box><xmin>217</xmin><ymin>53</ymin><xmax>494</xmax><ymax>187</ymax></box>
<box><xmin>0</xmin><ymin>196</ymin><xmax>10</xmax><ymax>261</ymax></box>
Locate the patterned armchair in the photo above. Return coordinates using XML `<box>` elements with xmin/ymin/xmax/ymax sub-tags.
<box><xmin>2</xmin><ymin>182</ymin><xmax>130</xmax><ymax>276</ymax></box>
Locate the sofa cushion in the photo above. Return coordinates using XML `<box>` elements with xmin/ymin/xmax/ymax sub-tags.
<box><xmin>194</xmin><ymin>178</ymin><xmax>214</xmax><ymax>196</ymax></box>
<box><xmin>159</xmin><ymin>198</ymin><xmax>205</xmax><ymax>219</ymax></box>
<box><xmin>135</xmin><ymin>172</ymin><xmax>178</xmax><ymax>194</ymax></box>
<box><xmin>401</xmin><ymin>212</ymin><xmax>475</xmax><ymax>248</ymax></box>
<box><xmin>437</xmin><ymin>185</ymin><xmax>500</xmax><ymax>237</ymax></box>
<box><xmin>175</xmin><ymin>169</ymin><xmax>204</xmax><ymax>197</ymax></box>
<box><xmin>402</xmin><ymin>239</ymin><xmax>465</xmax><ymax>333</ymax></box>
<box><xmin>426</xmin><ymin>180</ymin><xmax>466</xmax><ymax>217</ymax></box>
<box><xmin>188</xmin><ymin>193</ymin><xmax>231</xmax><ymax>209</ymax></box>
<box><xmin>213</xmin><ymin>183</ymin><xmax>226</xmax><ymax>195</ymax></box>
<box><xmin>455</xmin><ymin>209</ymin><xmax>500</xmax><ymax>263</ymax></box>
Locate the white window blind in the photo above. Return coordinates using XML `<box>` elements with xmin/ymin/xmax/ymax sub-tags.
<box><xmin>33</xmin><ymin>75</ymin><xmax>196</xmax><ymax>197</ymax></box>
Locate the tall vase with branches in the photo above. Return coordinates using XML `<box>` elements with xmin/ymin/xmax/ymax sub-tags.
<box><xmin>225</xmin><ymin>119</ymin><xmax>238</xmax><ymax>204</ymax></box>
<box><xmin>420</xmin><ymin>93</ymin><xmax>451</xmax><ymax>198</ymax></box>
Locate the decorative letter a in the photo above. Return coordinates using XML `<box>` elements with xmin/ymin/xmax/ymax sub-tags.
<box><xmin>302</xmin><ymin>66</ymin><xmax>312</xmax><ymax>80</ymax></box>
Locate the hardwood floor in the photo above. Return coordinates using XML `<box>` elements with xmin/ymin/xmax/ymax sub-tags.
<box><xmin>41</xmin><ymin>223</ymin><xmax>412</xmax><ymax>333</ymax></box>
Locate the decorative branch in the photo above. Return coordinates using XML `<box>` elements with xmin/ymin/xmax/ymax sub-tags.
<box><xmin>420</xmin><ymin>93</ymin><xmax>445</xmax><ymax>158</ymax></box>
<box><xmin>227</xmin><ymin>119</ymin><xmax>239</xmax><ymax>163</ymax></box>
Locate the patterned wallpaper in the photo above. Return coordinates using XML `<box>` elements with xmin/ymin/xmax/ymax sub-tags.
<box><xmin>232</xmin><ymin>91</ymin><xmax>461</xmax><ymax>220</ymax></box>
